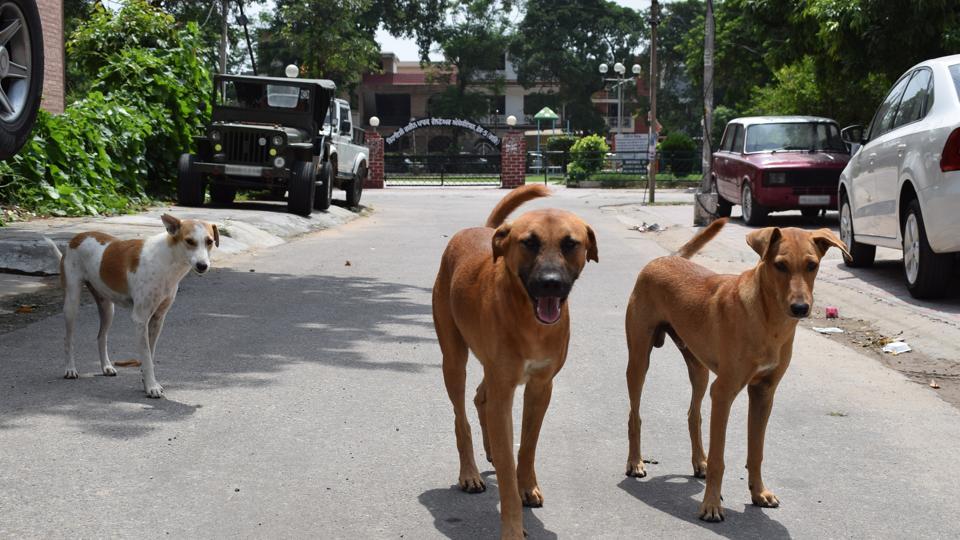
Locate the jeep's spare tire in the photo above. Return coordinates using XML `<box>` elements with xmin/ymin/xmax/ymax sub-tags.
<box><xmin>176</xmin><ymin>153</ymin><xmax>205</xmax><ymax>206</ymax></box>
<box><xmin>0</xmin><ymin>0</ymin><xmax>44</xmax><ymax>160</ymax></box>
<box><xmin>288</xmin><ymin>161</ymin><xmax>316</xmax><ymax>216</ymax></box>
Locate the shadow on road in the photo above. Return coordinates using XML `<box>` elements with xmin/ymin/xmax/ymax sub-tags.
<box><xmin>0</xmin><ymin>269</ymin><xmax>436</xmax><ymax>435</ymax></box>
<box><xmin>618</xmin><ymin>474</ymin><xmax>791</xmax><ymax>539</ymax></box>
<box><xmin>419</xmin><ymin>471</ymin><xmax>557</xmax><ymax>540</ymax></box>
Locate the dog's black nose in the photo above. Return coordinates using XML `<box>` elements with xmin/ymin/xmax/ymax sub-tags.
<box><xmin>195</xmin><ymin>262</ymin><xmax>208</xmax><ymax>273</ymax></box>
<box><xmin>536</xmin><ymin>273</ymin><xmax>565</xmax><ymax>295</ymax></box>
<box><xmin>790</xmin><ymin>303</ymin><xmax>810</xmax><ymax>317</ymax></box>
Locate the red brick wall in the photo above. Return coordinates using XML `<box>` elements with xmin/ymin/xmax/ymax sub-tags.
<box><xmin>39</xmin><ymin>0</ymin><xmax>65</xmax><ymax>114</ymax></box>
<box><xmin>365</xmin><ymin>131</ymin><xmax>384</xmax><ymax>189</ymax></box>
<box><xmin>500</xmin><ymin>131</ymin><xmax>526</xmax><ymax>188</ymax></box>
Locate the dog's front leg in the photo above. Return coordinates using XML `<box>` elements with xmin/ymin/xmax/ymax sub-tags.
<box><xmin>699</xmin><ymin>378</ymin><xmax>743</xmax><ymax>522</ymax></box>
<box><xmin>134</xmin><ymin>317</ymin><xmax>163</xmax><ymax>399</ymax></box>
<box><xmin>488</xmin><ymin>383</ymin><xmax>524</xmax><ymax>540</ymax></box>
<box><xmin>747</xmin><ymin>366</ymin><xmax>787</xmax><ymax>508</ymax></box>
<box><xmin>517</xmin><ymin>377</ymin><xmax>552</xmax><ymax>507</ymax></box>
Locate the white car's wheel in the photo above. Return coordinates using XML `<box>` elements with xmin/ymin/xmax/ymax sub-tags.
<box><xmin>840</xmin><ymin>195</ymin><xmax>875</xmax><ymax>267</ymax></box>
<box><xmin>902</xmin><ymin>199</ymin><xmax>952</xmax><ymax>299</ymax></box>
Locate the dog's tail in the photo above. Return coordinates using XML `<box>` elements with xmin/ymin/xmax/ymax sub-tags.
<box><xmin>42</xmin><ymin>236</ymin><xmax>64</xmax><ymax>285</ymax></box>
<box><xmin>676</xmin><ymin>218</ymin><xmax>727</xmax><ymax>259</ymax></box>
<box><xmin>485</xmin><ymin>184</ymin><xmax>551</xmax><ymax>228</ymax></box>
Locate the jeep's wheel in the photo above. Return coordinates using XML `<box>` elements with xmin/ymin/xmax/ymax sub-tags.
<box><xmin>741</xmin><ymin>183</ymin><xmax>767</xmax><ymax>226</ymax></box>
<box><xmin>346</xmin><ymin>164</ymin><xmax>365</xmax><ymax>208</ymax></box>
<box><xmin>288</xmin><ymin>161</ymin><xmax>315</xmax><ymax>216</ymax></box>
<box><xmin>711</xmin><ymin>178</ymin><xmax>731</xmax><ymax>218</ymax></box>
<box><xmin>176</xmin><ymin>153</ymin><xmax>205</xmax><ymax>207</ymax></box>
<box><xmin>209</xmin><ymin>184</ymin><xmax>236</xmax><ymax>206</ymax></box>
<box><xmin>314</xmin><ymin>161</ymin><xmax>333</xmax><ymax>211</ymax></box>
<box><xmin>840</xmin><ymin>195</ymin><xmax>875</xmax><ymax>267</ymax></box>
<box><xmin>0</xmin><ymin>0</ymin><xmax>44</xmax><ymax>160</ymax></box>
<box><xmin>902</xmin><ymin>199</ymin><xmax>952</xmax><ymax>299</ymax></box>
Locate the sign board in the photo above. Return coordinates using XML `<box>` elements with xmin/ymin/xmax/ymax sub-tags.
<box><xmin>614</xmin><ymin>133</ymin><xmax>650</xmax><ymax>174</ymax></box>
<box><xmin>385</xmin><ymin>117</ymin><xmax>500</xmax><ymax>147</ymax></box>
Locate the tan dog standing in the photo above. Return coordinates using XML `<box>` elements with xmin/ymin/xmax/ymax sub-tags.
<box><xmin>624</xmin><ymin>218</ymin><xmax>848</xmax><ymax>521</ymax></box>
<box><xmin>46</xmin><ymin>214</ymin><xmax>218</xmax><ymax>398</ymax></box>
<box><xmin>433</xmin><ymin>184</ymin><xmax>598</xmax><ymax>539</ymax></box>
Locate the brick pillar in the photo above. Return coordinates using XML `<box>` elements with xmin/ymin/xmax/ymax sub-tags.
<box><xmin>39</xmin><ymin>0</ymin><xmax>65</xmax><ymax>114</ymax></box>
<box><xmin>500</xmin><ymin>130</ymin><xmax>526</xmax><ymax>189</ymax></box>
<box><xmin>365</xmin><ymin>130</ymin><xmax>384</xmax><ymax>189</ymax></box>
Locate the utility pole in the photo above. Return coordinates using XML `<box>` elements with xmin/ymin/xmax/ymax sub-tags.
<box><xmin>647</xmin><ymin>0</ymin><xmax>660</xmax><ymax>204</ymax></box>
<box><xmin>219</xmin><ymin>0</ymin><xmax>228</xmax><ymax>74</ymax></box>
<box><xmin>694</xmin><ymin>0</ymin><xmax>716</xmax><ymax>225</ymax></box>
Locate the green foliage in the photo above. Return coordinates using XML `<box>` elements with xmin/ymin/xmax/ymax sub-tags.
<box><xmin>658</xmin><ymin>132</ymin><xmax>698</xmax><ymax>177</ymax></box>
<box><xmin>546</xmin><ymin>135</ymin><xmax>577</xmax><ymax>153</ymax></box>
<box><xmin>567</xmin><ymin>135</ymin><xmax>609</xmax><ymax>182</ymax></box>
<box><xmin>1</xmin><ymin>1</ymin><xmax>211</xmax><ymax>216</ymax></box>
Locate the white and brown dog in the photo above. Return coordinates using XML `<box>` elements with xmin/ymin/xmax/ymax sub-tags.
<box><xmin>45</xmin><ymin>214</ymin><xmax>218</xmax><ymax>398</ymax></box>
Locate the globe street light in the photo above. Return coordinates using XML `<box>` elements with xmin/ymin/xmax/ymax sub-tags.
<box><xmin>506</xmin><ymin>115</ymin><xmax>517</xmax><ymax>127</ymax></box>
<box><xmin>600</xmin><ymin>61</ymin><xmax>642</xmax><ymax>137</ymax></box>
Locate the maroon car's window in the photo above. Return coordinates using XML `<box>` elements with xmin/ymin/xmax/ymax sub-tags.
<box><xmin>719</xmin><ymin>124</ymin><xmax>738</xmax><ymax>152</ymax></box>
<box><xmin>744</xmin><ymin>123</ymin><xmax>845</xmax><ymax>153</ymax></box>
<box><xmin>950</xmin><ymin>64</ymin><xmax>960</xmax><ymax>100</ymax></box>
<box><xmin>869</xmin><ymin>74</ymin><xmax>911</xmax><ymax>140</ymax></box>
<box><xmin>732</xmin><ymin>125</ymin><xmax>746</xmax><ymax>152</ymax></box>
<box><xmin>894</xmin><ymin>68</ymin><xmax>932</xmax><ymax>128</ymax></box>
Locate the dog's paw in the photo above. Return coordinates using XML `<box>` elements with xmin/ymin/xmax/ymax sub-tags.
<box><xmin>459</xmin><ymin>472</ymin><xmax>485</xmax><ymax>493</ymax></box>
<box><xmin>500</xmin><ymin>524</ymin><xmax>526</xmax><ymax>540</ymax></box>
<box><xmin>520</xmin><ymin>485</ymin><xmax>544</xmax><ymax>507</ymax></box>
<box><xmin>64</xmin><ymin>368</ymin><xmax>79</xmax><ymax>379</ymax></box>
<box><xmin>102</xmin><ymin>365</ymin><xmax>117</xmax><ymax>377</ymax></box>
<box><xmin>751</xmin><ymin>489</ymin><xmax>780</xmax><ymax>508</ymax></box>
<box><xmin>698</xmin><ymin>498</ymin><xmax>725</xmax><ymax>522</ymax></box>
<box><xmin>144</xmin><ymin>383</ymin><xmax>164</xmax><ymax>399</ymax></box>
<box><xmin>692</xmin><ymin>460</ymin><xmax>707</xmax><ymax>478</ymax></box>
<box><xmin>625</xmin><ymin>461</ymin><xmax>647</xmax><ymax>478</ymax></box>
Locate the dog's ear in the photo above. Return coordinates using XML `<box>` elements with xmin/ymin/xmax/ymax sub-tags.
<box><xmin>585</xmin><ymin>224</ymin><xmax>599</xmax><ymax>263</ymax></box>
<box><xmin>161</xmin><ymin>214</ymin><xmax>181</xmax><ymax>236</ymax></box>
<box><xmin>811</xmin><ymin>228</ymin><xmax>851</xmax><ymax>261</ymax></box>
<box><xmin>492</xmin><ymin>223</ymin><xmax>511</xmax><ymax>262</ymax></box>
<box><xmin>746</xmin><ymin>227</ymin><xmax>782</xmax><ymax>260</ymax></box>
<box><xmin>212</xmin><ymin>224</ymin><xmax>220</xmax><ymax>247</ymax></box>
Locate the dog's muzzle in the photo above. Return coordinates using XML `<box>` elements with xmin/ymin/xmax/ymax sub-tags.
<box><xmin>195</xmin><ymin>262</ymin><xmax>209</xmax><ymax>274</ymax></box>
<box><xmin>527</xmin><ymin>272</ymin><xmax>571</xmax><ymax>325</ymax></box>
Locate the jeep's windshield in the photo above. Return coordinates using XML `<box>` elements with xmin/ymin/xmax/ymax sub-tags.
<box><xmin>218</xmin><ymin>80</ymin><xmax>311</xmax><ymax>111</ymax></box>
<box><xmin>744</xmin><ymin>122</ymin><xmax>847</xmax><ymax>153</ymax></box>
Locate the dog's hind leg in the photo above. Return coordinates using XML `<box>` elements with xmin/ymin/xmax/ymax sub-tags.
<box><xmin>437</xmin><ymin>314</ymin><xmax>484</xmax><ymax>493</ymax></box>
<box><xmin>625</xmin><ymin>308</ymin><xmax>655</xmax><ymax>478</ymax></box>
<box><xmin>62</xmin><ymin>274</ymin><xmax>82</xmax><ymax>379</ymax></box>
<box><xmin>87</xmin><ymin>284</ymin><xmax>116</xmax><ymax>376</ymax></box>
<box><xmin>681</xmin><ymin>348</ymin><xmax>709</xmax><ymax>478</ymax></box>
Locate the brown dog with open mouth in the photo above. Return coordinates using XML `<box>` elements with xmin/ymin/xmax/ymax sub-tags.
<box><xmin>624</xmin><ymin>218</ymin><xmax>848</xmax><ymax>522</ymax></box>
<box><xmin>432</xmin><ymin>184</ymin><xmax>598</xmax><ymax>539</ymax></box>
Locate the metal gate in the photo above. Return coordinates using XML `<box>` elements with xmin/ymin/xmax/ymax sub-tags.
<box><xmin>384</xmin><ymin>154</ymin><xmax>501</xmax><ymax>186</ymax></box>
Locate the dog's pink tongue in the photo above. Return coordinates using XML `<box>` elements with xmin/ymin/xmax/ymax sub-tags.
<box><xmin>535</xmin><ymin>297</ymin><xmax>562</xmax><ymax>324</ymax></box>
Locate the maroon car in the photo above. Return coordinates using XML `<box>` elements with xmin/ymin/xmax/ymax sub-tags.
<box><xmin>711</xmin><ymin>116</ymin><xmax>850</xmax><ymax>225</ymax></box>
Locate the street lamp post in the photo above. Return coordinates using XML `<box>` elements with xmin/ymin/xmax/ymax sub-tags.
<box><xmin>600</xmin><ymin>61</ymin><xmax>642</xmax><ymax>168</ymax></box>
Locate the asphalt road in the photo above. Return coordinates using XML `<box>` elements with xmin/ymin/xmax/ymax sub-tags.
<box><xmin>2</xmin><ymin>188</ymin><xmax>959</xmax><ymax>539</ymax></box>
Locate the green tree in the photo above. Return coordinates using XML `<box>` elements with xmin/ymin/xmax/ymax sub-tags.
<box><xmin>510</xmin><ymin>0</ymin><xmax>646</xmax><ymax>133</ymax></box>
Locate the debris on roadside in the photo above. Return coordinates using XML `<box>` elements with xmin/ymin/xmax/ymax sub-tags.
<box><xmin>930</xmin><ymin>380</ymin><xmax>941</xmax><ymax>389</ymax></box>
<box><xmin>631</xmin><ymin>222</ymin><xmax>665</xmax><ymax>233</ymax></box>
<box><xmin>345</xmin><ymin>260</ymin><xmax>352</xmax><ymax>266</ymax></box>
<box><xmin>825</xmin><ymin>306</ymin><xmax>839</xmax><ymax>318</ymax></box>
<box><xmin>881</xmin><ymin>341</ymin><xmax>912</xmax><ymax>355</ymax></box>
<box><xmin>813</xmin><ymin>326</ymin><xmax>844</xmax><ymax>334</ymax></box>
<box><xmin>15</xmin><ymin>305</ymin><xmax>35</xmax><ymax>314</ymax></box>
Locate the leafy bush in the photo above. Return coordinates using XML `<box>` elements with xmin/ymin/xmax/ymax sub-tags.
<box><xmin>545</xmin><ymin>134</ymin><xmax>576</xmax><ymax>168</ymax></box>
<box><xmin>658</xmin><ymin>132</ymin><xmax>698</xmax><ymax>177</ymax></box>
<box><xmin>567</xmin><ymin>135</ymin><xmax>609</xmax><ymax>183</ymax></box>
<box><xmin>0</xmin><ymin>0</ymin><xmax>210</xmax><ymax>217</ymax></box>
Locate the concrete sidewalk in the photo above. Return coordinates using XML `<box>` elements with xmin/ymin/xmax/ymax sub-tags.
<box><xmin>0</xmin><ymin>201</ymin><xmax>362</xmax><ymax>299</ymax></box>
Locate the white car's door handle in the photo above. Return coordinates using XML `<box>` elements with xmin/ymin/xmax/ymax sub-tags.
<box><xmin>868</xmin><ymin>152</ymin><xmax>877</xmax><ymax>157</ymax></box>
<box><xmin>896</xmin><ymin>143</ymin><xmax>907</xmax><ymax>149</ymax></box>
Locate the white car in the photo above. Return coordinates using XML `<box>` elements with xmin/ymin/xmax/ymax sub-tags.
<box><xmin>838</xmin><ymin>54</ymin><xmax>960</xmax><ymax>299</ymax></box>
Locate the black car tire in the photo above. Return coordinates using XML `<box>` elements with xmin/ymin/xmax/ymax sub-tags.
<box><xmin>840</xmin><ymin>195</ymin><xmax>875</xmax><ymax>268</ymax></box>
<box><xmin>711</xmin><ymin>178</ymin><xmax>732</xmax><ymax>218</ymax></box>
<box><xmin>176</xmin><ymin>153</ymin><xmax>205</xmax><ymax>207</ymax></box>
<box><xmin>209</xmin><ymin>184</ymin><xmax>236</xmax><ymax>206</ymax></box>
<box><xmin>288</xmin><ymin>161</ymin><xmax>315</xmax><ymax>216</ymax></box>
<box><xmin>902</xmin><ymin>199</ymin><xmax>952</xmax><ymax>299</ymax></box>
<box><xmin>314</xmin><ymin>161</ymin><xmax>332</xmax><ymax>211</ymax></box>
<box><xmin>741</xmin><ymin>182</ymin><xmax>767</xmax><ymax>226</ymax></box>
<box><xmin>0</xmin><ymin>0</ymin><xmax>44</xmax><ymax>160</ymax></box>
<box><xmin>346</xmin><ymin>164</ymin><xmax>365</xmax><ymax>208</ymax></box>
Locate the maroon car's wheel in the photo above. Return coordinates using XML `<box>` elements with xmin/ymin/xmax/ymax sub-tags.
<box><xmin>741</xmin><ymin>183</ymin><xmax>767</xmax><ymax>226</ymax></box>
<box><xmin>712</xmin><ymin>178</ymin><xmax>732</xmax><ymax>218</ymax></box>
